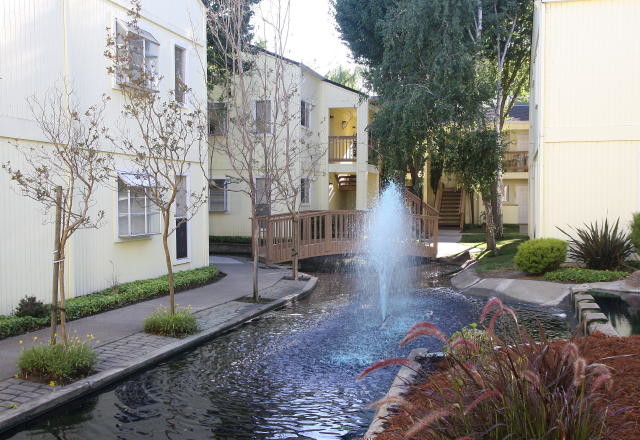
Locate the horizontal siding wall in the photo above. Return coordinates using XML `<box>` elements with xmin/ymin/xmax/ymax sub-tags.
<box><xmin>541</xmin><ymin>141</ymin><xmax>640</xmax><ymax>239</ymax></box>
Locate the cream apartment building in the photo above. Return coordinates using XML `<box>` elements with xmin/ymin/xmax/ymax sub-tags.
<box><xmin>529</xmin><ymin>0</ymin><xmax>640</xmax><ymax>238</ymax></box>
<box><xmin>0</xmin><ymin>0</ymin><xmax>209</xmax><ymax>314</ymax></box>
<box><xmin>208</xmin><ymin>49</ymin><xmax>380</xmax><ymax>238</ymax></box>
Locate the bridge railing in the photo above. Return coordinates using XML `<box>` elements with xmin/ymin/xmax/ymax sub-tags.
<box><xmin>257</xmin><ymin>209</ymin><xmax>439</xmax><ymax>264</ymax></box>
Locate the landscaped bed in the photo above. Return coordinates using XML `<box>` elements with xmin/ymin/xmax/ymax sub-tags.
<box><xmin>375</xmin><ymin>333</ymin><xmax>640</xmax><ymax>440</ymax></box>
<box><xmin>0</xmin><ymin>266</ymin><xmax>221</xmax><ymax>340</ymax></box>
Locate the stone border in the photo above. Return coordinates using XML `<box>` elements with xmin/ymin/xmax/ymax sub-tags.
<box><xmin>363</xmin><ymin>349</ymin><xmax>444</xmax><ymax>440</ymax></box>
<box><xmin>0</xmin><ymin>277</ymin><xmax>317</xmax><ymax>435</ymax></box>
<box><xmin>570</xmin><ymin>285</ymin><xmax>620</xmax><ymax>337</ymax></box>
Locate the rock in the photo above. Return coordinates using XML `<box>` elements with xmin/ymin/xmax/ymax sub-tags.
<box><xmin>625</xmin><ymin>270</ymin><xmax>640</xmax><ymax>288</ymax></box>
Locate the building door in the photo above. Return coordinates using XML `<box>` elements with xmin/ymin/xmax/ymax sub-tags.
<box><xmin>516</xmin><ymin>185</ymin><xmax>528</xmax><ymax>225</ymax></box>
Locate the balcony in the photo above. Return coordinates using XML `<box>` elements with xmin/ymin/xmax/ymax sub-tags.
<box><xmin>503</xmin><ymin>151</ymin><xmax>528</xmax><ymax>172</ymax></box>
<box><xmin>329</xmin><ymin>136</ymin><xmax>357</xmax><ymax>163</ymax></box>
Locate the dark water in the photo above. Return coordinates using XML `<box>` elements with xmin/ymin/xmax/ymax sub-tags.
<box><xmin>5</xmin><ymin>270</ymin><xmax>570</xmax><ymax>440</ymax></box>
<box><xmin>592</xmin><ymin>291</ymin><xmax>640</xmax><ymax>336</ymax></box>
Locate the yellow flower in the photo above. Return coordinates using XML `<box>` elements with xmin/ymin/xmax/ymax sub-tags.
<box><xmin>48</xmin><ymin>381</ymin><xmax>56</xmax><ymax>387</ymax></box>
<box><xmin>18</xmin><ymin>340</ymin><xmax>23</xmax><ymax>345</ymax></box>
<box><xmin>32</xmin><ymin>336</ymin><xmax>38</xmax><ymax>341</ymax></box>
<box><xmin>54</xmin><ymin>333</ymin><xmax>57</xmax><ymax>337</ymax></box>
<box><xmin>8</xmin><ymin>403</ymin><xmax>16</xmax><ymax>409</ymax></box>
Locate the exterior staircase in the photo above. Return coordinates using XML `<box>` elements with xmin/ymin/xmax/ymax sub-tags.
<box><xmin>337</xmin><ymin>174</ymin><xmax>357</xmax><ymax>190</ymax></box>
<box><xmin>437</xmin><ymin>188</ymin><xmax>464</xmax><ymax>229</ymax></box>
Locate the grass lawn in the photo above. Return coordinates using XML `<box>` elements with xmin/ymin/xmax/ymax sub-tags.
<box><xmin>459</xmin><ymin>231</ymin><xmax>529</xmax><ymax>273</ymax></box>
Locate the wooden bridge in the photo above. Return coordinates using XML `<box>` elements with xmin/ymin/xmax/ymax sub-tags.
<box><xmin>256</xmin><ymin>190</ymin><xmax>439</xmax><ymax>264</ymax></box>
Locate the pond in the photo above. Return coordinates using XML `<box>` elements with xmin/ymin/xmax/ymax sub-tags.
<box><xmin>4</xmin><ymin>269</ymin><xmax>571</xmax><ymax>440</ymax></box>
<box><xmin>591</xmin><ymin>291</ymin><xmax>640</xmax><ymax>336</ymax></box>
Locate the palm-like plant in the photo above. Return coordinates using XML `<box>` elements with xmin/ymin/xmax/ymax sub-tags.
<box><xmin>558</xmin><ymin>218</ymin><xmax>634</xmax><ymax>270</ymax></box>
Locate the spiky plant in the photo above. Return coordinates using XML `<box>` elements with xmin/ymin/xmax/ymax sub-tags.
<box><xmin>558</xmin><ymin>218</ymin><xmax>634</xmax><ymax>270</ymax></box>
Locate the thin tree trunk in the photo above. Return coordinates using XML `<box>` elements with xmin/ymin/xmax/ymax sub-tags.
<box><xmin>490</xmin><ymin>179</ymin><xmax>503</xmax><ymax>239</ymax></box>
<box><xmin>483</xmin><ymin>198</ymin><xmax>498</xmax><ymax>253</ymax></box>
<box><xmin>58</xmin><ymin>246</ymin><xmax>68</xmax><ymax>344</ymax></box>
<box><xmin>291</xmin><ymin>216</ymin><xmax>299</xmax><ymax>281</ymax></box>
<box><xmin>469</xmin><ymin>195</ymin><xmax>475</xmax><ymax>226</ymax></box>
<box><xmin>50</xmin><ymin>187</ymin><xmax>62</xmax><ymax>345</ymax></box>
<box><xmin>162</xmin><ymin>216</ymin><xmax>176</xmax><ymax>315</ymax></box>
<box><xmin>251</xmin><ymin>216</ymin><xmax>259</xmax><ymax>302</ymax></box>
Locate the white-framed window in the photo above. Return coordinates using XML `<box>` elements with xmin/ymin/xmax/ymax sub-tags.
<box><xmin>301</xmin><ymin>100</ymin><xmax>311</xmax><ymax>129</ymax></box>
<box><xmin>209</xmin><ymin>102</ymin><xmax>228</xmax><ymax>136</ymax></box>
<box><xmin>174</xmin><ymin>45</ymin><xmax>186</xmax><ymax>104</ymax></box>
<box><xmin>254</xmin><ymin>100</ymin><xmax>272</xmax><ymax>134</ymax></box>
<box><xmin>209</xmin><ymin>178</ymin><xmax>228</xmax><ymax>212</ymax></box>
<box><xmin>175</xmin><ymin>175</ymin><xmax>189</xmax><ymax>261</ymax></box>
<box><xmin>115</xmin><ymin>19</ymin><xmax>160</xmax><ymax>90</ymax></box>
<box><xmin>300</xmin><ymin>178</ymin><xmax>311</xmax><ymax>205</ymax></box>
<box><xmin>117</xmin><ymin>172</ymin><xmax>159</xmax><ymax>237</ymax></box>
<box><xmin>502</xmin><ymin>184</ymin><xmax>510</xmax><ymax>203</ymax></box>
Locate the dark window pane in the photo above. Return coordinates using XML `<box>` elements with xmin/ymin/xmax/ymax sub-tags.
<box><xmin>176</xmin><ymin>219</ymin><xmax>188</xmax><ymax>260</ymax></box>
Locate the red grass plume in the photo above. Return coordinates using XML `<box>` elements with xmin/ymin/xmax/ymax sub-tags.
<box><xmin>357</xmin><ymin>357</ymin><xmax>420</xmax><ymax>381</ymax></box>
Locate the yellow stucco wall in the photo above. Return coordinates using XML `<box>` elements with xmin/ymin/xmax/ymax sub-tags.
<box><xmin>530</xmin><ymin>0</ymin><xmax>640</xmax><ymax>238</ymax></box>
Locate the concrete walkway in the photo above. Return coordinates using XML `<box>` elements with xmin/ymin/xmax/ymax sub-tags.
<box><xmin>452</xmin><ymin>266</ymin><xmax>573</xmax><ymax>306</ymax></box>
<box><xmin>436</xmin><ymin>229</ymin><xmax>479</xmax><ymax>258</ymax></box>
<box><xmin>0</xmin><ymin>257</ymin><xmax>315</xmax><ymax>433</ymax></box>
<box><xmin>0</xmin><ymin>256</ymin><xmax>286</xmax><ymax>379</ymax></box>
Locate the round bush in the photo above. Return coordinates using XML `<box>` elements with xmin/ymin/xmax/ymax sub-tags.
<box><xmin>514</xmin><ymin>238</ymin><xmax>567</xmax><ymax>274</ymax></box>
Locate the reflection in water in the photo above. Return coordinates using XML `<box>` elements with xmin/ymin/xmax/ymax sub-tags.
<box><xmin>5</xmin><ymin>272</ymin><xmax>570</xmax><ymax>440</ymax></box>
<box><xmin>592</xmin><ymin>291</ymin><xmax>640</xmax><ymax>336</ymax></box>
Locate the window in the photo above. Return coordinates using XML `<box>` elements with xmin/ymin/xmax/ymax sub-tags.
<box><xmin>301</xmin><ymin>100</ymin><xmax>311</xmax><ymax>129</ymax></box>
<box><xmin>115</xmin><ymin>20</ymin><xmax>159</xmax><ymax>89</ymax></box>
<box><xmin>256</xmin><ymin>177</ymin><xmax>270</xmax><ymax>216</ymax></box>
<box><xmin>117</xmin><ymin>172</ymin><xmax>159</xmax><ymax>237</ymax></box>
<box><xmin>174</xmin><ymin>46</ymin><xmax>186</xmax><ymax>104</ymax></box>
<box><xmin>175</xmin><ymin>176</ymin><xmax>188</xmax><ymax>260</ymax></box>
<box><xmin>254</xmin><ymin>100</ymin><xmax>272</xmax><ymax>134</ymax></box>
<box><xmin>209</xmin><ymin>102</ymin><xmax>228</xmax><ymax>136</ymax></box>
<box><xmin>209</xmin><ymin>178</ymin><xmax>228</xmax><ymax>212</ymax></box>
<box><xmin>502</xmin><ymin>184</ymin><xmax>510</xmax><ymax>203</ymax></box>
<box><xmin>300</xmin><ymin>178</ymin><xmax>311</xmax><ymax>205</ymax></box>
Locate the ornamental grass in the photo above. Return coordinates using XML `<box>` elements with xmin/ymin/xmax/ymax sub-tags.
<box><xmin>361</xmin><ymin>297</ymin><xmax>628</xmax><ymax>440</ymax></box>
<box><xmin>143</xmin><ymin>306</ymin><xmax>198</xmax><ymax>338</ymax></box>
<box><xmin>17</xmin><ymin>335</ymin><xmax>97</xmax><ymax>383</ymax></box>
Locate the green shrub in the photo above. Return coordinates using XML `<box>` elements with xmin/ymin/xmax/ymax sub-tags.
<box><xmin>631</xmin><ymin>213</ymin><xmax>640</xmax><ymax>252</ymax></box>
<box><xmin>543</xmin><ymin>268</ymin><xmax>628</xmax><ymax>283</ymax></box>
<box><xmin>0</xmin><ymin>266</ymin><xmax>219</xmax><ymax>341</ymax></box>
<box><xmin>18</xmin><ymin>340</ymin><xmax>97</xmax><ymax>383</ymax></box>
<box><xmin>15</xmin><ymin>296</ymin><xmax>49</xmax><ymax>318</ymax></box>
<box><xmin>558</xmin><ymin>218</ymin><xmax>634</xmax><ymax>270</ymax></box>
<box><xmin>444</xmin><ymin>323</ymin><xmax>493</xmax><ymax>360</ymax></box>
<box><xmin>514</xmin><ymin>238</ymin><xmax>567</xmax><ymax>274</ymax></box>
<box><xmin>209</xmin><ymin>236</ymin><xmax>252</xmax><ymax>244</ymax></box>
<box><xmin>144</xmin><ymin>308</ymin><xmax>198</xmax><ymax>338</ymax></box>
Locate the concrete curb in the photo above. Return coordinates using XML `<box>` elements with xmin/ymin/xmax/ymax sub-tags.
<box><xmin>363</xmin><ymin>350</ymin><xmax>444</xmax><ymax>440</ymax></box>
<box><xmin>0</xmin><ymin>277</ymin><xmax>318</xmax><ymax>435</ymax></box>
<box><xmin>570</xmin><ymin>285</ymin><xmax>620</xmax><ymax>337</ymax></box>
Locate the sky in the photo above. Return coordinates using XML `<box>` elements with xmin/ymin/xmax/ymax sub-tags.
<box><xmin>252</xmin><ymin>0</ymin><xmax>359</xmax><ymax>76</ymax></box>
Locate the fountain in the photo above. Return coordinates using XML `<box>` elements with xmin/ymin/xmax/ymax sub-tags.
<box><xmin>363</xmin><ymin>182</ymin><xmax>412</xmax><ymax>322</ymax></box>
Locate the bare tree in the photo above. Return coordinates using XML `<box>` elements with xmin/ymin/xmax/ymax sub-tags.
<box><xmin>2</xmin><ymin>86</ymin><xmax>113</xmax><ymax>345</ymax></box>
<box><xmin>105</xmin><ymin>6</ymin><xmax>208</xmax><ymax>315</ymax></box>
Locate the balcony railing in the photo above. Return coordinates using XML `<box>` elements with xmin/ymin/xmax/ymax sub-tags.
<box><xmin>329</xmin><ymin>136</ymin><xmax>357</xmax><ymax>163</ymax></box>
<box><xmin>503</xmin><ymin>151</ymin><xmax>528</xmax><ymax>172</ymax></box>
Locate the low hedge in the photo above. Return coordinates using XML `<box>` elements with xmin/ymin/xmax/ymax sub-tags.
<box><xmin>514</xmin><ymin>238</ymin><xmax>568</xmax><ymax>274</ymax></box>
<box><xmin>144</xmin><ymin>308</ymin><xmax>198</xmax><ymax>338</ymax></box>
<box><xmin>18</xmin><ymin>339</ymin><xmax>97</xmax><ymax>383</ymax></box>
<box><xmin>543</xmin><ymin>268</ymin><xmax>628</xmax><ymax>283</ymax></box>
<box><xmin>209</xmin><ymin>236</ymin><xmax>252</xmax><ymax>244</ymax></box>
<box><xmin>0</xmin><ymin>266</ymin><xmax>219</xmax><ymax>340</ymax></box>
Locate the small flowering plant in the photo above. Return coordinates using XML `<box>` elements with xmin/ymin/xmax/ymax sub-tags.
<box><xmin>359</xmin><ymin>297</ymin><xmax>625</xmax><ymax>440</ymax></box>
<box><xmin>143</xmin><ymin>305</ymin><xmax>197</xmax><ymax>338</ymax></box>
<box><xmin>16</xmin><ymin>333</ymin><xmax>98</xmax><ymax>383</ymax></box>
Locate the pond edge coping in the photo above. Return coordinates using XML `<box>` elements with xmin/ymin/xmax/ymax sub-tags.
<box><xmin>363</xmin><ymin>349</ymin><xmax>444</xmax><ymax>440</ymax></box>
<box><xmin>571</xmin><ymin>285</ymin><xmax>620</xmax><ymax>337</ymax></box>
<box><xmin>0</xmin><ymin>276</ymin><xmax>318</xmax><ymax>435</ymax></box>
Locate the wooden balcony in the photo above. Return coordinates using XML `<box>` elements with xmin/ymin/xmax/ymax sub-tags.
<box><xmin>329</xmin><ymin>136</ymin><xmax>357</xmax><ymax>163</ymax></box>
<box><xmin>503</xmin><ymin>151</ymin><xmax>528</xmax><ymax>172</ymax></box>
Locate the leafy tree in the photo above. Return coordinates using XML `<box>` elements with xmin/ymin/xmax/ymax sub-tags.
<box><xmin>325</xmin><ymin>66</ymin><xmax>361</xmax><ymax>89</ymax></box>
<box><xmin>205</xmin><ymin>0</ymin><xmax>260</xmax><ymax>88</ymax></box>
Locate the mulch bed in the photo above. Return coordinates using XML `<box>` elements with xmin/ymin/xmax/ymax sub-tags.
<box><xmin>376</xmin><ymin>334</ymin><xmax>640</xmax><ymax>439</ymax></box>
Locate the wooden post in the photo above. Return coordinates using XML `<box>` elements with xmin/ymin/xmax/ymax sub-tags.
<box><xmin>50</xmin><ymin>186</ymin><xmax>62</xmax><ymax>346</ymax></box>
